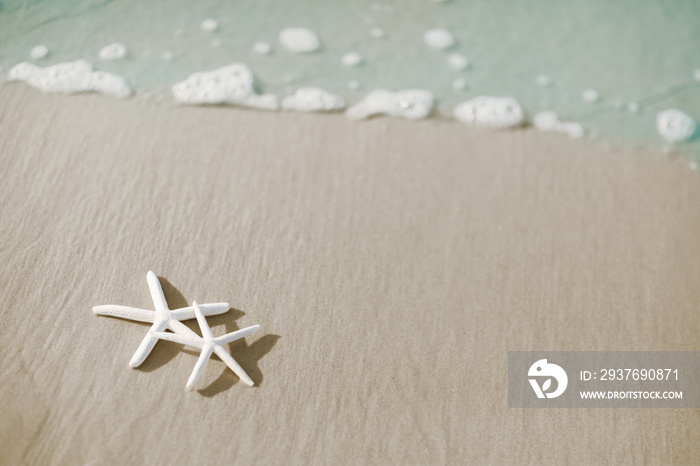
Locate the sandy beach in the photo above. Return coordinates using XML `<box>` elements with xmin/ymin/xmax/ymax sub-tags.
<box><xmin>0</xmin><ymin>84</ymin><xmax>699</xmax><ymax>464</ymax></box>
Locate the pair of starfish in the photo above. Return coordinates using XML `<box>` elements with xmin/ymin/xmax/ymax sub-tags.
<box><xmin>93</xmin><ymin>271</ymin><xmax>259</xmax><ymax>389</ymax></box>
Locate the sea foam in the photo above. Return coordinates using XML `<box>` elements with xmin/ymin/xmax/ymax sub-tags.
<box><xmin>533</xmin><ymin>111</ymin><xmax>584</xmax><ymax>138</ymax></box>
<box><xmin>279</xmin><ymin>28</ymin><xmax>321</xmax><ymax>53</ymax></box>
<box><xmin>282</xmin><ymin>87</ymin><xmax>345</xmax><ymax>112</ymax></box>
<box><xmin>453</xmin><ymin>96</ymin><xmax>524</xmax><ymax>129</ymax></box>
<box><xmin>582</xmin><ymin>89</ymin><xmax>599</xmax><ymax>103</ymax></box>
<box><xmin>656</xmin><ymin>109</ymin><xmax>697</xmax><ymax>143</ymax></box>
<box><xmin>252</xmin><ymin>42</ymin><xmax>272</xmax><ymax>55</ymax></box>
<box><xmin>30</xmin><ymin>45</ymin><xmax>49</xmax><ymax>60</ymax></box>
<box><xmin>346</xmin><ymin>90</ymin><xmax>434</xmax><ymax>120</ymax></box>
<box><xmin>447</xmin><ymin>53</ymin><xmax>468</xmax><ymax>70</ymax></box>
<box><xmin>371</xmin><ymin>28</ymin><xmax>386</xmax><ymax>39</ymax></box>
<box><xmin>424</xmin><ymin>28</ymin><xmax>455</xmax><ymax>50</ymax></box>
<box><xmin>201</xmin><ymin>19</ymin><xmax>219</xmax><ymax>32</ymax></box>
<box><xmin>99</xmin><ymin>43</ymin><xmax>127</xmax><ymax>61</ymax></box>
<box><xmin>535</xmin><ymin>75</ymin><xmax>551</xmax><ymax>87</ymax></box>
<box><xmin>452</xmin><ymin>78</ymin><xmax>466</xmax><ymax>90</ymax></box>
<box><xmin>341</xmin><ymin>52</ymin><xmax>363</xmax><ymax>67</ymax></box>
<box><xmin>8</xmin><ymin>60</ymin><xmax>131</xmax><ymax>98</ymax></box>
<box><xmin>171</xmin><ymin>63</ymin><xmax>278</xmax><ymax>109</ymax></box>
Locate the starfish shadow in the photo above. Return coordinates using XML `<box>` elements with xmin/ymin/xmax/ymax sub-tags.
<box><xmin>136</xmin><ymin>277</ymin><xmax>245</xmax><ymax>373</ymax></box>
<box><xmin>136</xmin><ymin>277</ymin><xmax>280</xmax><ymax>394</ymax></box>
<box><xmin>134</xmin><ymin>277</ymin><xmax>193</xmax><ymax>372</ymax></box>
<box><xmin>194</xmin><ymin>314</ymin><xmax>280</xmax><ymax>398</ymax></box>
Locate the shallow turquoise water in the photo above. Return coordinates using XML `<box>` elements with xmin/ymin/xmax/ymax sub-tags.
<box><xmin>1</xmin><ymin>0</ymin><xmax>699</xmax><ymax>155</ymax></box>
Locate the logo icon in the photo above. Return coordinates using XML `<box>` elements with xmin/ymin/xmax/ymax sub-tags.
<box><xmin>528</xmin><ymin>359</ymin><xmax>568</xmax><ymax>398</ymax></box>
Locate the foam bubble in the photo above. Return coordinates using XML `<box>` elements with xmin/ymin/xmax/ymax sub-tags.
<box><xmin>453</xmin><ymin>96</ymin><xmax>524</xmax><ymax>129</ymax></box>
<box><xmin>201</xmin><ymin>19</ymin><xmax>219</xmax><ymax>32</ymax></box>
<box><xmin>30</xmin><ymin>45</ymin><xmax>49</xmax><ymax>60</ymax></box>
<box><xmin>582</xmin><ymin>89</ymin><xmax>599</xmax><ymax>103</ymax></box>
<box><xmin>282</xmin><ymin>87</ymin><xmax>345</xmax><ymax>112</ymax></box>
<box><xmin>171</xmin><ymin>63</ymin><xmax>278</xmax><ymax>110</ymax></box>
<box><xmin>452</xmin><ymin>78</ymin><xmax>466</xmax><ymax>90</ymax></box>
<box><xmin>535</xmin><ymin>75</ymin><xmax>551</xmax><ymax>87</ymax></box>
<box><xmin>211</xmin><ymin>39</ymin><xmax>222</xmax><ymax>47</ymax></box>
<box><xmin>371</xmin><ymin>28</ymin><xmax>386</xmax><ymax>39</ymax></box>
<box><xmin>447</xmin><ymin>53</ymin><xmax>468</xmax><ymax>70</ymax></box>
<box><xmin>424</xmin><ymin>28</ymin><xmax>455</xmax><ymax>50</ymax></box>
<box><xmin>627</xmin><ymin>102</ymin><xmax>639</xmax><ymax>113</ymax></box>
<box><xmin>533</xmin><ymin>111</ymin><xmax>584</xmax><ymax>138</ymax></box>
<box><xmin>279</xmin><ymin>28</ymin><xmax>321</xmax><ymax>53</ymax></box>
<box><xmin>99</xmin><ymin>43</ymin><xmax>127</xmax><ymax>61</ymax></box>
<box><xmin>656</xmin><ymin>109</ymin><xmax>696</xmax><ymax>143</ymax></box>
<box><xmin>253</xmin><ymin>42</ymin><xmax>272</xmax><ymax>55</ymax></box>
<box><xmin>346</xmin><ymin>89</ymin><xmax>434</xmax><ymax>120</ymax></box>
<box><xmin>162</xmin><ymin>51</ymin><xmax>174</xmax><ymax>61</ymax></box>
<box><xmin>8</xmin><ymin>60</ymin><xmax>132</xmax><ymax>98</ymax></box>
<box><xmin>342</xmin><ymin>52</ymin><xmax>363</xmax><ymax>67</ymax></box>
<box><xmin>347</xmin><ymin>80</ymin><xmax>361</xmax><ymax>90</ymax></box>
<box><xmin>694</xmin><ymin>69</ymin><xmax>700</xmax><ymax>81</ymax></box>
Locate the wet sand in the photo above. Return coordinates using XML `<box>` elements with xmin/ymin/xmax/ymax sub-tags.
<box><xmin>0</xmin><ymin>84</ymin><xmax>698</xmax><ymax>464</ymax></box>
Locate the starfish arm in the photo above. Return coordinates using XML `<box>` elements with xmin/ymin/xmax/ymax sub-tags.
<box><xmin>170</xmin><ymin>302</ymin><xmax>230</xmax><ymax>321</ymax></box>
<box><xmin>213</xmin><ymin>345</ymin><xmax>254</xmax><ymax>386</ymax></box>
<box><xmin>146</xmin><ymin>271</ymin><xmax>170</xmax><ymax>314</ymax></box>
<box><xmin>129</xmin><ymin>320</ymin><xmax>167</xmax><ymax>368</ymax></box>
<box><xmin>92</xmin><ymin>305</ymin><xmax>155</xmax><ymax>323</ymax></box>
<box><xmin>151</xmin><ymin>331</ymin><xmax>202</xmax><ymax>348</ymax></box>
<box><xmin>192</xmin><ymin>301</ymin><xmax>214</xmax><ymax>340</ymax></box>
<box><xmin>168</xmin><ymin>318</ymin><xmax>202</xmax><ymax>340</ymax></box>
<box><xmin>185</xmin><ymin>345</ymin><xmax>214</xmax><ymax>390</ymax></box>
<box><xmin>214</xmin><ymin>324</ymin><xmax>260</xmax><ymax>345</ymax></box>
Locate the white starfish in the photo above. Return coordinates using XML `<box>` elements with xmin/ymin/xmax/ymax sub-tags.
<box><xmin>93</xmin><ymin>271</ymin><xmax>230</xmax><ymax>368</ymax></box>
<box><xmin>152</xmin><ymin>301</ymin><xmax>260</xmax><ymax>389</ymax></box>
